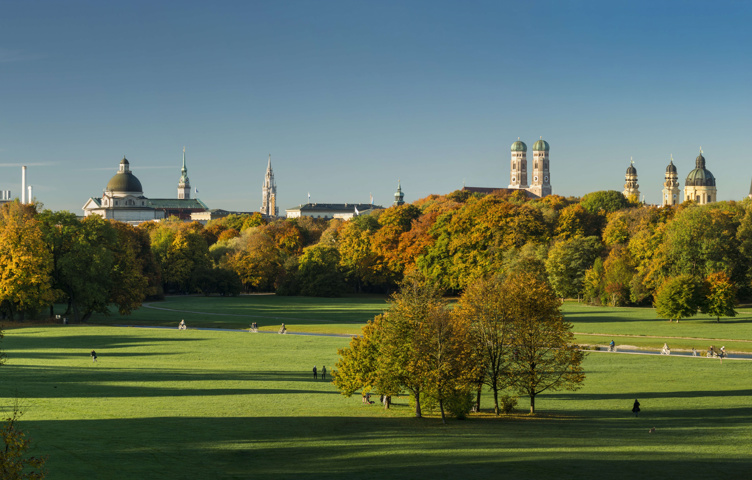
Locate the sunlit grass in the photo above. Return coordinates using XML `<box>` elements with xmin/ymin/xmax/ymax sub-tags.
<box><xmin>2</xmin><ymin>325</ymin><xmax>751</xmax><ymax>479</ymax></box>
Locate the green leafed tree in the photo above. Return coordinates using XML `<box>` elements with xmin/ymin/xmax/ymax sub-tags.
<box><xmin>654</xmin><ymin>274</ymin><xmax>703</xmax><ymax>322</ymax></box>
<box><xmin>545</xmin><ymin>236</ymin><xmax>603</xmax><ymax>300</ymax></box>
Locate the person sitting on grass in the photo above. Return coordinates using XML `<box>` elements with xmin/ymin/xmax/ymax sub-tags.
<box><xmin>278</xmin><ymin>323</ymin><xmax>286</xmax><ymax>334</ymax></box>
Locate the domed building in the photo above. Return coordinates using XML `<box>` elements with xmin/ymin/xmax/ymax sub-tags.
<box><xmin>622</xmin><ymin>159</ymin><xmax>640</xmax><ymax>200</ymax></box>
<box><xmin>83</xmin><ymin>152</ymin><xmax>209</xmax><ymax>224</ymax></box>
<box><xmin>662</xmin><ymin>156</ymin><xmax>680</xmax><ymax>206</ymax></box>
<box><xmin>684</xmin><ymin>149</ymin><xmax>716</xmax><ymax>204</ymax></box>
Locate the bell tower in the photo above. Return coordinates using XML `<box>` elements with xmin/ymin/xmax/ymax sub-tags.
<box><xmin>261</xmin><ymin>154</ymin><xmax>278</xmax><ymax>216</ymax></box>
<box><xmin>509</xmin><ymin>138</ymin><xmax>528</xmax><ymax>189</ymax></box>
<box><xmin>623</xmin><ymin>158</ymin><xmax>640</xmax><ymax>201</ymax></box>
<box><xmin>662</xmin><ymin>155</ymin><xmax>680</xmax><ymax>206</ymax></box>
<box><xmin>177</xmin><ymin>147</ymin><xmax>191</xmax><ymax>199</ymax></box>
<box><xmin>529</xmin><ymin>137</ymin><xmax>551</xmax><ymax>197</ymax></box>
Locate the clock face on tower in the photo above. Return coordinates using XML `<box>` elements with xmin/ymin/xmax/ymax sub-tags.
<box><xmin>534</xmin><ymin>176</ymin><xmax>538</xmax><ymax>182</ymax></box>
<box><xmin>544</xmin><ymin>176</ymin><xmax>549</xmax><ymax>183</ymax></box>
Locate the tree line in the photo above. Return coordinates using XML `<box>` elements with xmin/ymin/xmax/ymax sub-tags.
<box><xmin>3</xmin><ymin>189</ymin><xmax>751</xmax><ymax>322</ymax></box>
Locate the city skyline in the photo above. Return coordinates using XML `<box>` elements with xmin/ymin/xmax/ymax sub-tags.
<box><xmin>1</xmin><ymin>1</ymin><xmax>751</xmax><ymax>214</ymax></box>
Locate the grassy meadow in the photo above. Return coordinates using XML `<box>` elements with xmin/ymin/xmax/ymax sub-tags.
<box><xmin>2</xmin><ymin>296</ymin><xmax>752</xmax><ymax>479</ymax></box>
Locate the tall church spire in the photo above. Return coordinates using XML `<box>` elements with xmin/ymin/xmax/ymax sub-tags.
<box><xmin>261</xmin><ymin>154</ymin><xmax>278</xmax><ymax>216</ymax></box>
<box><xmin>177</xmin><ymin>146</ymin><xmax>191</xmax><ymax>199</ymax></box>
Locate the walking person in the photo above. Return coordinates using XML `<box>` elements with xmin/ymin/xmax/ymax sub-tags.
<box><xmin>632</xmin><ymin>399</ymin><xmax>641</xmax><ymax>417</ymax></box>
<box><xmin>321</xmin><ymin>365</ymin><xmax>326</xmax><ymax>380</ymax></box>
<box><xmin>91</xmin><ymin>350</ymin><xmax>97</xmax><ymax>363</ymax></box>
<box><xmin>313</xmin><ymin>366</ymin><xmax>317</xmax><ymax>379</ymax></box>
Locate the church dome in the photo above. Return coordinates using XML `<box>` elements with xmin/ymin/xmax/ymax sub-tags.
<box><xmin>511</xmin><ymin>140</ymin><xmax>527</xmax><ymax>152</ymax></box>
<box><xmin>533</xmin><ymin>138</ymin><xmax>550</xmax><ymax>152</ymax></box>
<box><xmin>666</xmin><ymin>160</ymin><xmax>677</xmax><ymax>173</ymax></box>
<box><xmin>626</xmin><ymin>163</ymin><xmax>637</xmax><ymax>175</ymax></box>
<box><xmin>685</xmin><ymin>152</ymin><xmax>715</xmax><ymax>187</ymax></box>
<box><xmin>106</xmin><ymin>157</ymin><xmax>143</xmax><ymax>193</ymax></box>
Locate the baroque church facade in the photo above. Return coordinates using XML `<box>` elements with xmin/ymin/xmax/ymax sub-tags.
<box><xmin>83</xmin><ymin>148</ymin><xmax>209</xmax><ymax>223</ymax></box>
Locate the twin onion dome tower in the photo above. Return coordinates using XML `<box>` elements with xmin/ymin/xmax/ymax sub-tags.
<box><xmin>509</xmin><ymin>137</ymin><xmax>552</xmax><ymax>197</ymax></box>
<box><xmin>623</xmin><ymin>149</ymin><xmax>717</xmax><ymax>205</ymax></box>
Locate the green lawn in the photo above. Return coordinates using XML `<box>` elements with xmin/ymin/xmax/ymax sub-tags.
<box><xmin>2</xmin><ymin>324</ymin><xmax>752</xmax><ymax>479</ymax></box>
<box><xmin>563</xmin><ymin>301</ymin><xmax>752</xmax><ymax>353</ymax></box>
<box><xmin>86</xmin><ymin>294</ymin><xmax>390</xmax><ymax>335</ymax></box>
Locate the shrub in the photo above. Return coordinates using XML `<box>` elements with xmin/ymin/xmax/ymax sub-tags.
<box><xmin>499</xmin><ymin>395</ymin><xmax>518</xmax><ymax>414</ymax></box>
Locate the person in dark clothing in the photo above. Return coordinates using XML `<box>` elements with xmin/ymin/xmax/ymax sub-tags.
<box><xmin>321</xmin><ymin>366</ymin><xmax>327</xmax><ymax>380</ymax></box>
<box><xmin>632</xmin><ymin>399</ymin><xmax>641</xmax><ymax>417</ymax></box>
<box><xmin>313</xmin><ymin>366</ymin><xmax>318</xmax><ymax>379</ymax></box>
<box><xmin>91</xmin><ymin>350</ymin><xmax>97</xmax><ymax>363</ymax></box>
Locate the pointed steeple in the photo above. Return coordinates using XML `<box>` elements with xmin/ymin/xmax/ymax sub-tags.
<box><xmin>261</xmin><ymin>154</ymin><xmax>278</xmax><ymax>216</ymax></box>
<box><xmin>177</xmin><ymin>146</ymin><xmax>191</xmax><ymax>199</ymax></box>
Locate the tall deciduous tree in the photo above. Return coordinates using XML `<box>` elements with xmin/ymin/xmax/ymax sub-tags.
<box><xmin>506</xmin><ymin>272</ymin><xmax>585</xmax><ymax>414</ymax></box>
<box><xmin>378</xmin><ymin>272</ymin><xmax>443</xmax><ymax>418</ymax></box>
<box><xmin>333</xmin><ymin>315</ymin><xmax>384</xmax><ymax>403</ymax></box>
<box><xmin>702</xmin><ymin>272</ymin><xmax>737</xmax><ymax>322</ymax></box>
<box><xmin>654</xmin><ymin>274</ymin><xmax>703</xmax><ymax>322</ymax></box>
<box><xmin>455</xmin><ymin>275</ymin><xmax>515</xmax><ymax>415</ymax></box>
<box><xmin>0</xmin><ymin>202</ymin><xmax>54</xmax><ymax>320</ymax></box>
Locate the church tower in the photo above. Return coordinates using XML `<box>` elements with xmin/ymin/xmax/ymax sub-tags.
<box><xmin>393</xmin><ymin>180</ymin><xmax>405</xmax><ymax>206</ymax></box>
<box><xmin>662</xmin><ymin>156</ymin><xmax>680</xmax><ymax>206</ymax></box>
<box><xmin>622</xmin><ymin>158</ymin><xmax>640</xmax><ymax>201</ymax></box>
<box><xmin>529</xmin><ymin>137</ymin><xmax>551</xmax><ymax>197</ymax></box>
<box><xmin>177</xmin><ymin>147</ymin><xmax>191</xmax><ymax>199</ymax></box>
<box><xmin>509</xmin><ymin>138</ymin><xmax>528</xmax><ymax>189</ymax></box>
<box><xmin>261</xmin><ymin>154</ymin><xmax>278</xmax><ymax>216</ymax></box>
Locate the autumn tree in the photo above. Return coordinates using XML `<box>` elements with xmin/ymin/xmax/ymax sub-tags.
<box><xmin>0</xmin><ymin>403</ymin><xmax>46</xmax><ymax>480</ymax></box>
<box><xmin>333</xmin><ymin>315</ymin><xmax>386</xmax><ymax>404</ymax></box>
<box><xmin>454</xmin><ymin>275</ymin><xmax>516</xmax><ymax>415</ymax></box>
<box><xmin>654</xmin><ymin>274</ymin><xmax>703</xmax><ymax>322</ymax></box>
<box><xmin>0</xmin><ymin>202</ymin><xmax>54</xmax><ymax>320</ymax></box>
<box><xmin>701</xmin><ymin>272</ymin><xmax>737</xmax><ymax>322</ymax></box>
<box><xmin>419</xmin><ymin>303</ymin><xmax>477</xmax><ymax>423</ymax></box>
<box><xmin>226</xmin><ymin>230</ymin><xmax>282</xmax><ymax>292</ymax></box>
<box><xmin>506</xmin><ymin>272</ymin><xmax>585</xmax><ymax>414</ymax></box>
<box><xmin>377</xmin><ymin>272</ymin><xmax>443</xmax><ymax>418</ymax></box>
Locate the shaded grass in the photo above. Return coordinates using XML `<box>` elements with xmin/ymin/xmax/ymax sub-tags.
<box><xmin>85</xmin><ymin>294</ymin><xmax>389</xmax><ymax>335</ymax></box>
<box><xmin>2</xmin><ymin>326</ymin><xmax>752</xmax><ymax>479</ymax></box>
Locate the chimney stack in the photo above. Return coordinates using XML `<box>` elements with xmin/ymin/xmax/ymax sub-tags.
<box><xmin>21</xmin><ymin>166</ymin><xmax>27</xmax><ymax>204</ymax></box>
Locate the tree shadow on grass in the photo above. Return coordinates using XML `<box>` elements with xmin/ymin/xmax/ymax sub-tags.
<box><xmin>20</xmin><ymin>414</ymin><xmax>752</xmax><ymax>480</ymax></box>
<box><xmin>1</xmin><ymin>365</ymin><xmax>341</xmax><ymax>398</ymax></box>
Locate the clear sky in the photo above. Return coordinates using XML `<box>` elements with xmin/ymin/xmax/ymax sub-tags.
<box><xmin>1</xmin><ymin>0</ymin><xmax>751</xmax><ymax>213</ymax></box>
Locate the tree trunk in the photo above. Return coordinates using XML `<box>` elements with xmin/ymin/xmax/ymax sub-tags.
<box><xmin>493</xmin><ymin>388</ymin><xmax>499</xmax><ymax>416</ymax></box>
<box><xmin>414</xmin><ymin>390</ymin><xmax>422</xmax><ymax>418</ymax></box>
<box><xmin>439</xmin><ymin>398</ymin><xmax>446</xmax><ymax>424</ymax></box>
<box><xmin>529</xmin><ymin>394</ymin><xmax>536</xmax><ymax>414</ymax></box>
<box><xmin>383</xmin><ymin>396</ymin><xmax>391</xmax><ymax>410</ymax></box>
<box><xmin>475</xmin><ymin>386</ymin><xmax>482</xmax><ymax>413</ymax></box>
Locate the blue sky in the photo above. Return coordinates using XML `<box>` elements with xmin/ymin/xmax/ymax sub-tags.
<box><xmin>1</xmin><ymin>0</ymin><xmax>751</xmax><ymax>213</ymax></box>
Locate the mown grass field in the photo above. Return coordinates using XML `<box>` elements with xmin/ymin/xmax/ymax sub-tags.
<box><xmin>2</xmin><ymin>296</ymin><xmax>751</xmax><ymax>479</ymax></box>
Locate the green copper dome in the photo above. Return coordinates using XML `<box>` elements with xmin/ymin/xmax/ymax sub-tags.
<box><xmin>511</xmin><ymin>140</ymin><xmax>527</xmax><ymax>152</ymax></box>
<box><xmin>106</xmin><ymin>157</ymin><xmax>144</xmax><ymax>193</ymax></box>
<box><xmin>533</xmin><ymin>138</ymin><xmax>550</xmax><ymax>151</ymax></box>
<box><xmin>685</xmin><ymin>152</ymin><xmax>715</xmax><ymax>187</ymax></box>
